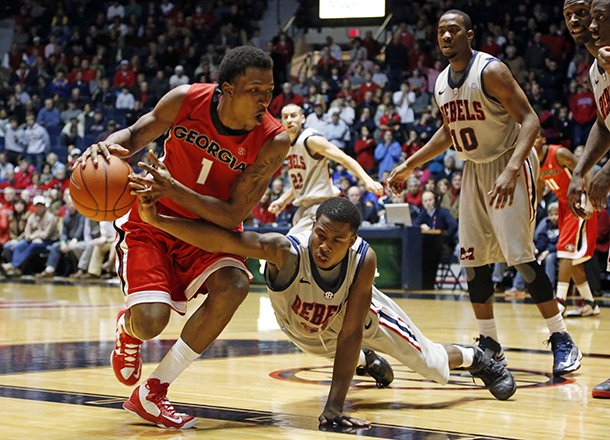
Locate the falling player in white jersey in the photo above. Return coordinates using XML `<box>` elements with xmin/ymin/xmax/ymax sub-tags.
<box><xmin>388</xmin><ymin>9</ymin><xmax>582</xmax><ymax>377</ymax></box>
<box><xmin>136</xmin><ymin>194</ymin><xmax>516</xmax><ymax>428</ymax></box>
<box><xmin>270</xmin><ymin>104</ymin><xmax>383</xmax><ymax>235</ymax></box>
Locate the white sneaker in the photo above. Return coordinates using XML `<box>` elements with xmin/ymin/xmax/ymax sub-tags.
<box><xmin>565</xmin><ymin>301</ymin><xmax>600</xmax><ymax>318</ymax></box>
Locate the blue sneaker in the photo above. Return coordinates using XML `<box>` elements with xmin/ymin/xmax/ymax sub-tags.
<box><xmin>548</xmin><ymin>332</ymin><xmax>582</xmax><ymax>376</ymax></box>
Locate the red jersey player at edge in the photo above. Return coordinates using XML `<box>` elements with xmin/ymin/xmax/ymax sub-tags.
<box><xmin>534</xmin><ymin>131</ymin><xmax>600</xmax><ymax>317</ymax></box>
<box><xmin>75</xmin><ymin>46</ymin><xmax>289</xmax><ymax>429</ymax></box>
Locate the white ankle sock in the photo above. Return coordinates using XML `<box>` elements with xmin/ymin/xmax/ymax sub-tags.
<box><xmin>576</xmin><ymin>282</ymin><xmax>594</xmax><ymax>302</ymax></box>
<box><xmin>454</xmin><ymin>345</ymin><xmax>475</xmax><ymax>368</ymax></box>
<box><xmin>545</xmin><ymin>313</ymin><xmax>567</xmax><ymax>335</ymax></box>
<box><xmin>477</xmin><ymin>319</ymin><xmax>499</xmax><ymax>342</ymax></box>
<box><xmin>358</xmin><ymin>350</ymin><xmax>366</xmax><ymax>366</ymax></box>
<box><xmin>149</xmin><ymin>337</ymin><xmax>201</xmax><ymax>384</ymax></box>
<box><xmin>556</xmin><ymin>282</ymin><xmax>570</xmax><ymax>301</ymax></box>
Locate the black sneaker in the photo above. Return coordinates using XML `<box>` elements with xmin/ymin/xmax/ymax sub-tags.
<box><xmin>468</xmin><ymin>346</ymin><xmax>516</xmax><ymax>400</ymax></box>
<box><xmin>548</xmin><ymin>332</ymin><xmax>582</xmax><ymax>376</ymax></box>
<box><xmin>476</xmin><ymin>335</ymin><xmax>508</xmax><ymax>367</ymax></box>
<box><xmin>355</xmin><ymin>348</ymin><xmax>394</xmax><ymax>388</ymax></box>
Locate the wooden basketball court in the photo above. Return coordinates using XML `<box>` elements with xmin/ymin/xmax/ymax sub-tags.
<box><xmin>1</xmin><ymin>279</ymin><xmax>609</xmax><ymax>439</ymax></box>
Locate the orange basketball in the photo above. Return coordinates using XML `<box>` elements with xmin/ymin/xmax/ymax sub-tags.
<box><xmin>69</xmin><ymin>155</ymin><xmax>136</xmax><ymax>221</ymax></box>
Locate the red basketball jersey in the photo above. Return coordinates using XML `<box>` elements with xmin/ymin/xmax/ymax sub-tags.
<box><xmin>539</xmin><ymin>144</ymin><xmax>571</xmax><ymax>202</ymax></box>
<box><xmin>158</xmin><ymin>83</ymin><xmax>284</xmax><ymax>218</ymax></box>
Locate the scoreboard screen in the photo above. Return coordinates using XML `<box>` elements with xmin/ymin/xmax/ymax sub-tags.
<box><xmin>319</xmin><ymin>0</ymin><xmax>385</xmax><ymax>19</ymax></box>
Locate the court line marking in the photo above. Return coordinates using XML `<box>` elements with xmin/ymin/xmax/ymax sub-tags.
<box><xmin>0</xmin><ymin>384</ymin><xmax>519</xmax><ymax>440</ymax></box>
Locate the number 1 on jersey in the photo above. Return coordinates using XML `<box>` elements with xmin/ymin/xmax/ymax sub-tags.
<box><xmin>197</xmin><ymin>158</ymin><xmax>213</xmax><ymax>185</ymax></box>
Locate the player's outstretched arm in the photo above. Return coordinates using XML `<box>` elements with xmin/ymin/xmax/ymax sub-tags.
<box><xmin>482</xmin><ymin>61</ymin><xmax>539</xmax><ymax>209</ymax></box>
<box><xmin>387</xmin><ymin>124</ymin><xmax>452</xmax><ymax>194</ymax></box>
<box><xmin>308</xmin><ymin>136</ymin><xmax>383</xmax><ymax>196</ymax></box>
<box><xmin>268</xmin><ymin>187</ymin><xmax>296</xmax><ymax>215</ymax></box>
<box><xmin>132</xmin><ymin>131</ymin><xmax>291</xmax><ymax>229</ymax></box>
<box><xmin>569</xmin><ymin>119</ymin><xmax>610</xmax><ymax>216</ymax></box>
<box><xmin>319</xmin><ymin>248</ymin><xmax>376</xmax><ymax>429</ymax></box>
<box><xmin>137</xmin><ymin>195</ymin><xmax>291</xmax><ymax>268</ymax></box>
<box><xmin>77</xmin><ymin>85</ymin><xmax>189</xmax><ymax>168</ymax></box>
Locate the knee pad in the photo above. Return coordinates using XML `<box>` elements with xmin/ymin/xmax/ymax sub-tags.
<box><xmin>467</xmin><ymin>265</ymin><xmax>494</xmax><ymax>304</ymax></box>
<box><xmin>515</xmin><ymin>261</ymin><xmax>554</xmax><ymax>303</ymax></box>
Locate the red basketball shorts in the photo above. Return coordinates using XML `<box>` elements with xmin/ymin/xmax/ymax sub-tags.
<box><xmin>556</xmin><ymin>200</ymin><xmax>597</xmax><ymax>264</ymax></box>
<box><xmin>115</xmin><ymin>204</ymin><xmax>251</xmax><ymax>315</ymax></box>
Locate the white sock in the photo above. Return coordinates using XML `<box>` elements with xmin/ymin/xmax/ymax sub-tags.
<box><xmin>149</xmin><ymin>337</ymin><xmax>201</xmax><ymax>384</ymax></box>
<box><xmin>545</xmin><ymin>313</ymin><xmax>567</xmax><ymax>335</ymax></box>
<box><xmin>556</xmin><ymin>282</ymin><xmax>570</xmax><ymax>301</ymax></box>
<box><xmin>358</xmin><ymin>350</ymin><xmax>366</xmax><ymax>366</ymax></box>
<box><xmin>454</xmin><ymin>345</ymin><xmax>475</xmax><ymax>368</ymax></box>
<box><xmin>576</xmin><ymin>282</ymin><xmax>594</xmax><ymax>302</ymax></box>
<box><xmin>477</xmin><ymin>319</ymin><xmax>499</xmax><ymax>342</ymax></box>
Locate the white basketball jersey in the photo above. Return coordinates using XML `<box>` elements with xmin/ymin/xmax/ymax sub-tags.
<box><xmin>590</xmin><ymin>60</ymin><xmax>610</xmax><ymax>131</ymax></box>
<box><xmin>435</xmin><ymin>51</ymin><xmax>519</xmax><ymax>163</ymax></box>
<box><xmin>287</xmin><ymin>128</ymin><xmax>340</xmax><ymax>206</ymax></box>
<box><xmin>266</xmin><ymin>233</ymin><xmax>369</xmax><ymax>337</ymax></box>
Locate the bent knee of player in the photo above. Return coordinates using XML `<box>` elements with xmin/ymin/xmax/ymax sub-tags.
<box><xmin>129</xmin><ymin>303</ymin><xmax>171</xmax><ymax>340</ymax></box>
<box><xmin>208</xmin><ymin>272</ymin><xmax>250</xmax><ymax>312</ymax></box>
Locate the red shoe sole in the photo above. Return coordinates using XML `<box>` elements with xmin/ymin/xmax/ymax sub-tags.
<box><xmin>592</xmin><ymin>389</ymin><xmax>610</xmax><ymax>399</ymax></box>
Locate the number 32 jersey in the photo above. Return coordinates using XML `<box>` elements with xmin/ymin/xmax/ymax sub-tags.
<box><xmin>159</xmin><ymin>83</ymin><xmax>284</xmax><ymax>219</ymax></box>
<box><xmin>435</xmin><ymin>50</ymin><xmax>519</xmax><ymax>164</ymax></box>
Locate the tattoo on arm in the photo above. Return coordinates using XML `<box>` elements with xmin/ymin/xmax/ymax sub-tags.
<box><xmin>237</xmin><ymin>154</ymin><xmax>285</xmax><ymax>204</ymax></box>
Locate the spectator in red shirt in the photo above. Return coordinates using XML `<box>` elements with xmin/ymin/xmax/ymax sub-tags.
<box><xmin>113</xmin><ymin>59</ymin><xmax>136</xmax><ymax>88</ymax></box>
<box><xmin>252</xmin><ymin>189</ymin><xmax>276</xmax><ymax>226</ymax></box>
<box><xmin>357</xmin><ymin>72</ymin><xmax>380</xmax><ymax>104</ymax></box>
<box><xmin>568</xmin><ymin>84</ymin><xmax>597</xmax><ymax>146</ymax></box>
<box><xmin>480</xmin><ymin>35</ymin><xmax>502</xmax><ymax>57</ymax></box>
<box><xmin>541</xmin><ymin>23</ymin><xmax>572</xmax><ymax>64</ymax></box>
<box><xmin>405</xmin><ymin>177</ymin><xmax>423</xmax><ymax>208</ymax></box>
<box><xmin>362</xmin><ymin>30</ymin><xmax>380</xmax><ymax>60</ymax></box>
<box><xmin>354</xmin><ymin>126</ymin><xmax>376</xmax><ymax>173</ymax></box>
<box><xmin>269</xmin><ymin>83</ymin><xmax>304</xmax><ymax>117</ymax></box>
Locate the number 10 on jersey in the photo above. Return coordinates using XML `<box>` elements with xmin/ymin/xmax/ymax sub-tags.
<box><xmin>450</xmin><ymin>127</ymin><xmax>478</xmax><ymax>152</ymax></box>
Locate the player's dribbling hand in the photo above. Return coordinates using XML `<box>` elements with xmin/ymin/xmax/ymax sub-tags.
<box><xmin>129</xmin><ymin>151</ymin><xmax>178</xmax><ymax>200</ymax></box>
<box><xmin>76</xmin><ymin>141</ymin><xmax>130</xmax><ymax>168</ymax></box>
<box><xmin>598</xmin><ymin>46</ymin><xmax>610</xmax><ymax>74</ymax></box>
<box><xmin>318</xmin><ymin>409</ymin><xmax>371</xmax><ymax>431</ymax></box>
<box><xmin>488</xmin><ymin>168</ymin><xmax>519</xmax><ymax>209</ymax></box>
<box><xmin>567</xmin><ymin>172</ymin><xmax>590</xmax><ymax>218</ymax></box>
<box><xmin>587</xmin><ymin>168</ymin><xmax>610</xmax><ymax>211</ymax></box>
<box><xmin>387</xmin><ymin>163</ymin><xmax>413</xmax><ymax>195</ymax></box>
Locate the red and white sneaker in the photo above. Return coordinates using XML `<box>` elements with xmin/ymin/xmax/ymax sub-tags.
<box><xmin>123</xmin><ymin>379</ymin><xmax>196</xmax><ymax>429</ymax></box>
<box><xmin>111</xmin><ymin>308</ymin><xmax>143</xmax><ymax>386</ymax></box>
<box><xmin>592</xmin><ymin>378</ymin><xmax>610</xmax><ymax>399</ymax></box>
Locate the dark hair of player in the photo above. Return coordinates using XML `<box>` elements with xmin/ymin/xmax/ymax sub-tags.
<box><xmin>217</xmin><ymin>46</ymin><xmax>273</xmax><ymax>87</ymax></box>
<box><xmin>441</xmin><ymin>9</ymin><xmax>473</xmax><ymax>31</ymax></box>
<box><xmin>316</xmin><ymin>197</ymin><xmax>362</xmax><ymax>233</ymax></box>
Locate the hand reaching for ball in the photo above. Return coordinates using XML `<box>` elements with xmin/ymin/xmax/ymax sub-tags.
<box><xmin>129</xmin><ymin>151</ymin><xmax>179</xmax><ymax>202</ymax></box>
<box><xmin>75</xmin><ymin>140</ymin><xmax>130</xmax><ymax>169</ymax></box>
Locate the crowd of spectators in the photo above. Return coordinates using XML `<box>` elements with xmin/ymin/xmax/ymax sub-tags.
<box><xmin>0</xmin><ymin>0</ymin><xmax>608</xmax><ymax>291</ymax></box>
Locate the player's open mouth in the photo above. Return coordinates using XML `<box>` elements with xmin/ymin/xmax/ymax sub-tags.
<box><xmin>570</xmin><ymin>28</ymin><xmax>584</xmax><ymax>36</ymax></box>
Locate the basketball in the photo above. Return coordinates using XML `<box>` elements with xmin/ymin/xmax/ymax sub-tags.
<box><xmin>69</xmin><ymin>155</ymin><xmax>136</xmax><ymax>221</ymax></box>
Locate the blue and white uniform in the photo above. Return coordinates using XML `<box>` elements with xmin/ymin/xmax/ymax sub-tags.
<box><xmin>266</xmin><ymin>232</ymin><xmax>450</xmax><ymax>384</ymax></box>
